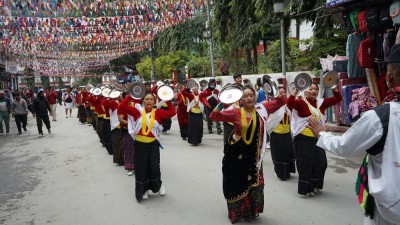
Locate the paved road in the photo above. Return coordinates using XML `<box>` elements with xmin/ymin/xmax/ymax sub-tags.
<box><xmin>0</xmin><ymin>106</ymin><xmax>364</xmax><ymax>225</ymax></box>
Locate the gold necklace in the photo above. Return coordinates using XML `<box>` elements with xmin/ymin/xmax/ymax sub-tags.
<box><xmin>240</xmin><ymin>108</ymin><xmax>257</xmax><ymax>145</ymax></box>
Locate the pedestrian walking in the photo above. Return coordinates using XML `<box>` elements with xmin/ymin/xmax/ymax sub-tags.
<box><xmin>0</xmin><ymin>89</ymin><xmax>12</xmax><ymax>136</ymax></box>
<box><xmin>200</xmin><ymin>78</ymin><xmax>222</xmax><ymax>135</ymax></box>
<box><xmin>32</xmin><ymin>89</ymin><xmax>52</xmax><ymax>136</ymax></box>
<box><xmin>62</xmin><ymin>88</ymin><xmax>75</xmax><ymax>118</ymax></box>
<box><xmin>46</xmin><ymin>87</ymin><xmax>58</xmax><ymax>121</ymax></box>
<box><xmin>11</xmin><ymin>93</ymin><xmax>29</xmax><ymax>135</ymax></box>
<box><xmin>210</xmin><ymin>84</ymin><xmax>285</xmax><ymax>224</ymax></box>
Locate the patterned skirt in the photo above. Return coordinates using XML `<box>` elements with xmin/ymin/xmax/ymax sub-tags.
<box><xmin>112</xmin><ymin>128</ymin><xmax>124</xmax><ymax>165</ymax></box>
<box><xmin>122</xmin><ymin>129</ymin><xmax>135</xmax><ymax>171</ymax></box>
<box><xmin>77</xmin><ymin>105</ymin><xmax>87</xmax><ymax>123</ymax></box>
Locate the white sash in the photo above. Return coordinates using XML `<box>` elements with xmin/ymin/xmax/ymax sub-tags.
<box><xmin>127</xmin><ymin>111</ymin><xmax>163</xmax><ymax>144</ymax></box>
<box><xmin>254</xmin><ymin>103</ymin><xmax>269</xmax><ymax>170</ymax></box>
<box><xmin>266</xmin><ymin>105</ymin><xmax>289</xmax><ymax>135</ymax></box>
<box><xmin>187</xmin><ymin>95</ymin><xmax>204</xmax><ymax>113</ymax></box>
<box><xmin>110</xmin><ymin>109</ymin><xmax>120</xmax><ymax>131</ymax></box>
<box><xmin>290</xmin><ymin>99</ymin><xmax>325</xmax><ymax>136</ymax></box>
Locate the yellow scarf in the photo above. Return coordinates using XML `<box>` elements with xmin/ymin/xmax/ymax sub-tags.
<box><xmin>305</xmin><ymin>99</ymin><xmax>322</xmax><ymax>121</ymax></box>
<box><xmin>240</xmin><ymin>108</ymin><xmax>257</xmax><ymax>145</ymax></box>
<box><xmin>141</xmin><ymin>109</ymin><xmax>155</xmax><ymax>136</ymax></box>
<box><xmin>180</xmin><ymin>94</ymin><xmax>187</xmax><ymax>106</ymax></box>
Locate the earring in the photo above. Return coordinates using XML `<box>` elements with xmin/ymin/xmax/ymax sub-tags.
<box><xmin>387</xmin><ymin>82</ymin><xmax>391</xmax><ymax>89</ymax></box>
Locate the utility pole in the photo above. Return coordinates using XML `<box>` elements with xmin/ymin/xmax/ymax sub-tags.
<box><xmin>206</xmin><ymin>0</ymin><xmax>215</xmax><ymax>77</ymax></box>
<box><xmin>274</xmin><ymin>2</ymin><xmax>287</xmax><ymax>89</ymax></box>
<box><xmin>150</xmin><ymin>41</ymin><xmax>155</xmax><ymax>81</ymax></box>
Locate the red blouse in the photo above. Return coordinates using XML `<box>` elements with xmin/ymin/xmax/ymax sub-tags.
<box><xmin>101</xmin><ymin>98</ymin><xmax>112</xmax><ymax>118</ymax></box>
<box><xmin>210</xmin><ymin>97</ymin><xmax>285</xmax><ymax>136</ymax></box>
<box><xmin>286</xmin><ymin>91</ymin><xmax>342</xmax><ymax>117</ymax></box>
<box><xmin>200</xmin><ymin>88</ymin><xmax>220</xmax><ymax>108</ymax></box>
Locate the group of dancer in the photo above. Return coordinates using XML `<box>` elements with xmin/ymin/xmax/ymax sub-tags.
<box><xmin>72</xmin><ymin>69</ymin><xmax>351</xmax><ymax>224</ymax></box>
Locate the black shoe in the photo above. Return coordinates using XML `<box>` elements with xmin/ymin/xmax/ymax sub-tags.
<box><xmin>217</xmin><ymin>129</ymin><xmax>223</xmax><ymax>135</ymax></box>
<box><xmin>23</xmin><ymin>127</ymin><xmax>27</xmax><ymax>132</ymax></box>
<box><xmin>17</xmin><ymin>132</ymin><xmax>22</xmax><ymax>135</ymax></box>
<box><xmin>208</xmin><ymin>130</ymin><xmax>213</xmax><ymax>134</ymax></box>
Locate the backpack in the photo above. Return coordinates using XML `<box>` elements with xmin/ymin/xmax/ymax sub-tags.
<box><xmin>342</xmin><ymin>11</ymin><xmax>354</xmax><ymax>34</ymax></box>
<box><xmin>357</xmin><ymin>9</ymin><xmax>368</xmax><ymax>33</ymax></box>
<box><xmin>350</xmin><ymin>9</ymin><xmax>361</xmax><ymax>31</ymax></box>
<box><xmin>366</xmin><ymin>7</ymin><xmax>380</xmax><ymax>32</ymax></box>
<box><xmin>380</xmin><ymin>4</ymin><xmax>392</xmax><ymax>28</ymax></box>
<box><xmin>390</xmin><ymin>0</ymin><xmax>400</xmax><ymax>25</ymax></box>
<box><xmin>65</xmin><ymin>93</ymin><xmax>73</xmax><ymax>103</ymax></box>
<box><xmin>357</xmin><ymin>38</ymin><xmax>376</xmax><ymax>68</ymax></box>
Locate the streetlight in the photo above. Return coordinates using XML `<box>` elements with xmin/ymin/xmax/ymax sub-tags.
<box><xmin>274</xmin><ymin>2</ymin><xmax>286</xmax><ymax>89</ymax></box>
<box><xmin>149</xmin><ymin>41</ymin><xmax>155</xmax><ymax>81</ymax></box>
<box><xmin>206</xmin><ymin>0</ymin><xmax>215</xmax><ymax>77</ymax></box>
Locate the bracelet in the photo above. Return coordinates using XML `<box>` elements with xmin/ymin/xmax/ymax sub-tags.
<box><xmin>217</xmin><ymin>102</ymin><xmax>224</xmax><ymax>110</ymax></box>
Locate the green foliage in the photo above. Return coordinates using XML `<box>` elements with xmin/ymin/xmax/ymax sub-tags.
<box><xmin>187</xmin><ymin>56</ymin><xmax>211</xmax><ymax>78</ymax></box>
<box><xmin>136</xmin><ymin>56</ymin><xmax>152</xmax><ymax>80</ymax></box>
<box><xmin>41</xmin><ymin>76</ymin><xmax>50</xmax><ymax>89</ymax></box>
<box><xmin>265</xmin><ymin>31</ymin><xmax>346</xmax><ymax>74</ymax></box>
<box><xmin>58</xmin><ymin>78</ymin><xmax>65</xmax><ymax>88</ymax></box>
<box><xmin>137</xmin><ymin>52</ymin><xmax>189</xmax><ymax>80</ymax></box>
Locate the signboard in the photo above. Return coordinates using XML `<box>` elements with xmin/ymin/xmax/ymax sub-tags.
<box><xmin>5</xmin><ymin>61</ymin><xmax>24</xmax><ymax>74</ymax></box>
<box><xmin>326</xmin><ymin>0</ymin><xmax>357</xmax><ymax>8</ymax></box>
<box><xmin>5</xmin><ymin>61</ymin><xmax>18</xmax><ymax>74</ymax></box>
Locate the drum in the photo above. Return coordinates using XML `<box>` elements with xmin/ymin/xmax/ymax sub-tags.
<box><xmin>92</xmin><ymin>88</ymin><xmax>102</xmax><ymax>96</ymax></box>
<box><xmin>109</xmin><ymin>90</ymin><xmax>121</xmax><ymax>99</ymax></box>
<box><xmin>157</xmin><ymin>85</ymin><xmax>174</xmax><ymax>101</ymax></box>
<box><xmin>322</xmin><ymin>71</ymin><xmax>339</xmax><ymax>88</ymax></box>
<box><xmin>186</xmin><ymin>79</ymin><xmax>197</xmax><ymax>89</ymax></box>
<box><xmin>128</xmin><ymin>81</ymin><xmax>146</xmax><ymax>99</ymax></box>
<box><xmin>262</xmin><ymin>78</ymin><xmax>279</xmax><ymax>98</ymax></box>
<box><xmin>218</xmin><ymin>84</ymin><xmax>243</xmax><ymax>104</ymax></box>
<box><xmin>102</xmin><ymin>87</ymin><xmax>112</xmax><ymax>98</ymax></box>
<box><xmin>199</xmin><ymin>79</ymin><xmax>208</xmax><ymax>90</ymax></box>
<box><xmin>294</xmin><ymin>73</ymin><xmax>312</xmax><ymax>91</ymax></box>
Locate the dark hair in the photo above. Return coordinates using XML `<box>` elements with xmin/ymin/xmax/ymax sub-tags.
<box><xmin>278</xmin><ymin>86</ymin><xmax>286</xmax><ymax>91</ymax></box>
<box><xmin>14</xmin><ymin>93</ymin><xmax>21</xmax><ymax>97</ymax></box>
<box><xmin>310</xmin><ymin>82</ymin><xmax>319</xmax><ymax>90</ymax></box>
<box><xmin>256</xmin><ymin>78</ymin><xmax>262</xmax><ymax>87</ymax></box>
<box><xmin>143</xmin><ymin>92</ymin><xmax>156</xmax><ymax>101</ymax></box>
<box><xmin>233</xmin><ymin>72</ymin><xmax>242</xmax><ymax>79</ymax></box>
<box><xmin>242</xmin><ymin>84</ymin><xmax>256</xmax><ymax>94</ymax></box>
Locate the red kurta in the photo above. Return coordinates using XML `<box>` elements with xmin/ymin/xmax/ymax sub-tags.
<box><xmin>176</xmin><ymin>93</ymin><xmax>189</xmax><ymax>126</ymax></box>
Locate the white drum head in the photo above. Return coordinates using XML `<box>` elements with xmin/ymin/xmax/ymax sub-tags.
<box><xmin>158</xmin><ymin>85</ymin><xmax>174</xmax><ymax>101</ymax></box>
<box><xmin>93</xmin><ymin>88</ymin><xmax>102</xmax><ymax>96</ymax></box>
<box><xmin>219</xmin><ymin>87</ymin><xmax>243</xmax><ymax>104</ymax></box>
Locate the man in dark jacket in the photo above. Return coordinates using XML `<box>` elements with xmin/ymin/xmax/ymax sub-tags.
<box><xmin>32</xmin><ymin>89</ymin><xmax>52</xmax><ymax>136</ymax></box>
<box><xmin>0</xmin><ymin>89</ymin><xmax>12</xmax><ymax>136</ymax></box>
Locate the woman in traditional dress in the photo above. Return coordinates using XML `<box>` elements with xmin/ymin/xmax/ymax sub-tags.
<box><xmin>109</xmin><ymin>91</ymin><xmax>124</xmax><ymax>165</ymax></box>
<box><xmin>287</xmin><ymin>82</ymin><xmax>342</xmax><ymax>197</ymax></box>
<box><xmin>101</xmin><ymin>95</ymin><xmax>113</xmax><ymax>155</ymax></box>
<box><xmin>75</xmin><ymin>88</ymin><xmax>87</xmax><ymax>124</ymax></box>
<box><xmin>127</xmin><ymin>92</ymin><xmax>176</xmax><ymax>202</ymax></box>
<box><xmin>181</xmin><ymin>85</ymin><xmax>204</xmax><ymax>146</ymax></box>
<box><xmin>267</xmin><ymin>87</ymin><xmax>295</xmax><ymax>180</ymax></box>
<box><xmin>210</xmin><ymin>85</ymin><xmax>285</xmax><ymax>224</ymax></box>
<box><xmin>118</xmin><ymin>93</ymin><xmax>141</xmax><ymax>176</ymax></box>
<box><xmin>174</xmin><ymin>84</ymin><xmax>189</xmax><ymax>140</ymax></box>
